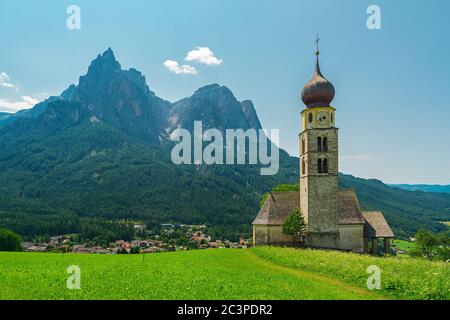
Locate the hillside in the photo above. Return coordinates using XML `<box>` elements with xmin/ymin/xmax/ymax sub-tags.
<box><xmin>389</xmin><ymin>184</ymin><xmax>450</xmax><ymax>194</ymax></box>
<box><xmin>0</xmin><ymin>248</ymin><xmax>447</xmax><ymax>300</ymax></box>
<box><xmin>0</xmin><ymin>100</ymin><xmax>298</xmax><ymax>241</ymax></box>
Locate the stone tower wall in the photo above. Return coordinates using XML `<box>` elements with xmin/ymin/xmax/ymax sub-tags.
<box><xmin>300</xmin><ymin>125</ymin><xmax>340</xmax><ymax>249</ymax></box>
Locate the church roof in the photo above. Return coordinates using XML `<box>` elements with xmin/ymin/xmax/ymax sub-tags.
<box><xmin>338</xmin><ymin>190</ymin><xmax>366</xmax><ymax>225</ymax></box>
<box><xmin>301</xmin><ymin>37</ymin><xmax>335</xmax><ymax>108</ymax></box>
<box><xmin>363</xmin><ymin>211</ymin><xmax>395</xmax><ymax>238</ymax></box>
<box><xmin>252</xmin><ymin>192</ymin><xmax>299</xmax><ymax>225</ymax></box>
<box><xmin>253</xmin><ymin>190</ymin><xmax>366</xmax><ymax>226</ymax></box>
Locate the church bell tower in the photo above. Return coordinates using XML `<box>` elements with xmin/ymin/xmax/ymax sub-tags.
<box><xmin>299</xmin><ymin>35</ymin><xmax>340</xmax><ymax>249</ymax></box>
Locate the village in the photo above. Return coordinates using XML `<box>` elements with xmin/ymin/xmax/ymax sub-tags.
<box><xmin>21</xmin><ymin>223</ymin><xmax>248</xmax><ymax>254</ymax></box>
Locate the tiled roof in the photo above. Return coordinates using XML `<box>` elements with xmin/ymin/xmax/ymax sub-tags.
<box><xmin>363</xmin><ymin>211</ymin><xmax>395</xmax><ymax>238</ymax></box>
<box><xmin>252</xmin><ymin>192</ymin><xmax>299</xmax><ymax>225</ymax></box>
<box><xmin>253</xmin><ymin>190</ymin><xmax>367</xmax><ymax>226</ymax></box>
<box><xmin>338</xmin><ymin>190</ymin><xmax>366</xmax><ymax>224</ymax></box>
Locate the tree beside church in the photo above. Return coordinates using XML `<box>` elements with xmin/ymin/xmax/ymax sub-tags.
<box><xmin>282</xmin><ymin>208</ymin><xmax>307</xmax><ymax>246</ymax></box>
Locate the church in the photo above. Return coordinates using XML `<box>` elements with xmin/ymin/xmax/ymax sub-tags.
<box><xmin>253</xmin><ymin>42</ymin><xmax>394</xmax><ymax>253</ymax></box>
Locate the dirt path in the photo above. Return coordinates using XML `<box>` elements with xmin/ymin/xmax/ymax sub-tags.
<box><xmin>244</xmin><ymin>250</ymin><xmax>386</xmax><ymax>300</ymax></box>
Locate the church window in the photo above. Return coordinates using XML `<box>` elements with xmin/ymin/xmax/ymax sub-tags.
<box><xmin>323</xmin><ymin>137</ymin><xmax>328</xmax><ymax>152</ymax></box>
<box><xmin>308</xmin><ymin>113</ymin><xmax>313</xmax><ymax>123</ymax></box>
<box><xmin>318</xmin><ymin>159</ymin><xmax>323</xmax><ymax>173</ymax></box>
<box><xmin>323</xmin><ymin>158</ymin><xmax>329</xmax><ymax>173</ymax></box>
<box><xmin>317</xmin><ymin>137</ymin><xmax>322</xmax><ymax>152</ymax></box>
<box><xmin>302</xmin><ymin>159</ymin><xmax>306</xmax><ymax>175</ymax></box>
<box><xmin>302</xmin><ymin>139</ymin><xmax>306</xmax><ymax>154</ymax></box>
<box><xmin>331</xmin><ymin>112</ymin><xmax>334</xmax><ymax>123</ymax></box>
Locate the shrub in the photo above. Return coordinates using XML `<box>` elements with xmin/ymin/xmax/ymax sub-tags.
<box><xmin>0</xmin><ymin>228</ymin><xmax>22</xmax><ymax>252</ymax></box>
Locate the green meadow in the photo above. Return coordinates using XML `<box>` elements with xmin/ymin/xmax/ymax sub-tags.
<box><xmin>0</xmin><ymin>248</ymin><xmax>448</xmax><ymax>300</ymax></box>
<box><xmin>393</xmin><ymin>240</ymin><xmax>416</xmax><ymax>254</ymax></box>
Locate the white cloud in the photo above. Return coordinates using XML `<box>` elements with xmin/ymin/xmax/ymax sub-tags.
<box><xmin>185</xmin><ymin>47</ymin><xmax>223</xmax><ymax>66</ymax></box>
<box><xmin>0</xmin><ymin>96</ymin><xmax>40</xmax><ymax>113</ymax></box>
<box><xmin>0</xmin><ymin>72</ymin><xmax>18</xmax><ymax>90</ymax></box>
<box><xmin>0</xmin><ymin>72</ymin><xmax>11</xmax><ymax>82</ymax></box>
<box><xmin>22</xmin><ymin>95</ymin><xmax>39</xmax><ymax>106</ymax></box>
<box><xmin>163</xmin><ymin>60</ymin><xmax>198</xmax><ymax>75</ymax></box>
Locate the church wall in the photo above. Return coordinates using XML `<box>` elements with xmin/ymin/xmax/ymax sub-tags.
<box><xmin>300</xmin><ymin>125</ymin><xmax>340</xmax><ymax>249</ymax></box>
<box><xmin>300</xmin><ymin>165</ymin><xmax>309</xmax><ymax>225</ymax></box>
<box><xmin>306</xmin><ymin>127</ymin><xmax>339</xmax><ymax>154</ymax></box>
<box><xmin>307</xmin><ymin>175</ymin><xmax>339</xmax><ymax>233</ymax></box>
<box><xmin>339</xmin><ymin>224</ymin><xmax>364</xmax><ymax>253</ymax></box>
<box><xmin>253</xmin><ymin>225</ymin><xmax>292</xmax><ymax>246</ymax></box>
<box><xmin>306</xmin><ymin>232</ymin><xmax>340</xmax><ymax>249</ymax></box>
<box><xmin>300</xmin><ymin>129</ymin><xmax>339</xmax><ymax>228</ymax></box>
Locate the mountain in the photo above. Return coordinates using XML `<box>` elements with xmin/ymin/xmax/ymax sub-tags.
<box><xmin>339</xmin><ymin>175</ymin><xmax>450</xmax><ymax>239</ymax></box>
<box><xmin>0</xmin><ymin>48</ymin><xmax>448</xmax><ymax>241</ymax></box>
<box><xmin>0</xmin><ymin>96</ymin><xmax>68</xmax><ymax>128</ymax></box>
<box><xmin>388</xmin><ymin>184</ymin><xmax>450</xmax><ymax>194</ymax></box>
<box><xmin>72</xmin><ymin>48</ymin><xmax>172</xmax><ymax>143</ymax></box>
<box><xmin>168</xmin><ymin>84</ymin><xmax>262</xmax><ymax>135</ymax></box>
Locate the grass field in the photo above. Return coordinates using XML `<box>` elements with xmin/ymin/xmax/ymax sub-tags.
<box><xmin>393</xmin><ymin>240</ymin><xmax>416</xmax><ymax>254</ymax></box>
<box><xmin>0</xmin><ymin>248</ymin><xmax>448</xmax><ymax>300</ymax></box>
<box><xmin>252</xmin><ymin>247</ymin><xmax>449</xmax><ymax>300</ymax></box>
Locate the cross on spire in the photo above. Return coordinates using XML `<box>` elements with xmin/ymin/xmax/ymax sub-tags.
<box><xmin>315</xmin><ymin>33</ymin><xmax>320</xmax><ymax>56</ymax></box>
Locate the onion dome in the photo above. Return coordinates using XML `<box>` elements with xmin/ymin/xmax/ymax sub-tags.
<box><xmin>301</xmin><ymin>38</ymin><xmax>335</xmax><ymax>108</ymax></box>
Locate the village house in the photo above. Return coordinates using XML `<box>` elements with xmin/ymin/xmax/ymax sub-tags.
<box><xmin>22</xmin><ymin>243</ymin><xmax>48</xmax><ymax>252</ymax></box>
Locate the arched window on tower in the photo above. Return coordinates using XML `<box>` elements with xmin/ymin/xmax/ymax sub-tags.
<box><xmin>318</xmin><ymin>159</ymin><xmax>323</xmax><ymax>174</ymax></box>
<box><xmin>323</xmin><ymin>137</ymin><xmax>328</xmax><ymax>152</ymax></box>
<box><xmin>317</xmin><ymin>137</ymin><xmax>322</xmax><ymax>152</ymax></box>
<box><xmin>301</xmin><ymin>139</ymin><xmax>306</xmax><ymax>154</ymax></box>
<box><xmin>323</xmin><ymin>158</ymin><xmax>328</xmax><ymax>173</ymax></box>
<box><xmin>308</xmin><ymin>113</ymin><xmax>313</xmax><ymax>123</ymax></box>
<box><xmin>302</xmin><ymin>159</ymin><xmax>306</xmax><ymax>175</ymax></box>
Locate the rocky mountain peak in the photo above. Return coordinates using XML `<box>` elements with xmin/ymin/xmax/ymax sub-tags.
<box><xmin>85</xmin><ymin>48</ymin><xmax>121</xmax><ymax>79</ymax></box>
<box><xmin>71</xmin><ymin>48</ymin><xmax>172</xmax><ymax>143</ymax></box>
<box><xmin>194</xmin><ymin>83</ymin><xmax>221</xmax><ymax>94</ymax></box>
<box><xmin>169</xmin><ymin>83</ymin><xmax>263</xmax><ymax>134</ymax></box>
<box><xmin>240</xmin><ymin>100</ymin><xmax>262</xmax><ymax>130</ymax></box>
<box><xmin>193</xmin><ymin>84</ymin><xmax>236</xmax><ymax>104</ymax></box>
<box><xmin>123</xmin><ymin>68</ymin><xmax>154</xmax><ymax>96</ymax></box>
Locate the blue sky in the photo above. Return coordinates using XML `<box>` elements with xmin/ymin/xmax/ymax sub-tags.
<box><xmin>1</xmin><ymin>0</ymin><xmax>449</xmax><ymax>184</ymax></box>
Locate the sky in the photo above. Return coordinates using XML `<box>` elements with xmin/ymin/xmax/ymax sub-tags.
<box><xmin>0</xmin><ymin>0</ymin><xmax>449</xmax><ymax>184</ymax></box>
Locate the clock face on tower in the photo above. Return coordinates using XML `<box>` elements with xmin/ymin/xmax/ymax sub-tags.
<box><xmin>317</xmin><ymin>111</ymin><xmax>330</xmax><ymax>126</ymax></box>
